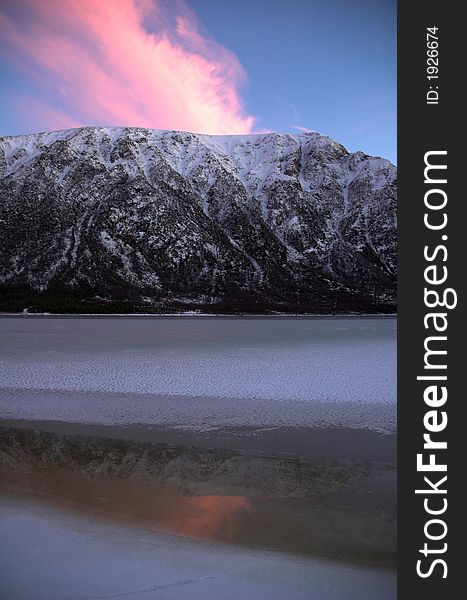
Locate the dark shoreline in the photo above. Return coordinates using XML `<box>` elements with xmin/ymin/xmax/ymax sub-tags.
<box><xmin>0</xmin><ymin>312</ymin><xmax>396</xmax><ymax>319</ymax></box>
<box><xmin>0</xmin><ymin>418</ymin><xmax>396</xmax><ymax>463</ymax></box>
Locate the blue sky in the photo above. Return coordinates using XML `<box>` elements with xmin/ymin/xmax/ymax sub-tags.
<box><xmin>188</xmin><ymin>0</ymin><xmax>396</xmax><ymax>162</ymax></box>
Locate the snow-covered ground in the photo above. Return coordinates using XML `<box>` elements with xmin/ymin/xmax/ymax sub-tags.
<box><xmin>0</xmin><ymin>497</ymin><xmax>396</xmax><ymax>600</ymax></box>
<box><xmin>0</xmin><ymin>317</ymin><xmax>396</xmax><ymax>432</ymax></box>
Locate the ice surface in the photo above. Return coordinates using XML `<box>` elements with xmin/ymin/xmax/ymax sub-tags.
<box><xmin>0</xmin><ymin>317</ymin><xmax>396</xmax><ymax>432</ymax></box>
<box><xmin>0</xmin><ymin>498</ymin><xmax>396</xmax><ymax>600</ymax></box>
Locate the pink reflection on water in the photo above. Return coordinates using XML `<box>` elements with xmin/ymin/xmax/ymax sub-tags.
<box><xmin>166</xmin><ymin>495</ymin><xmax>252</xmax><ymax>541</ymax></box>
<box><xmin>0</xmin><ymin>472</ymin><xmax>252</xmax><ymax>543</ymax></box>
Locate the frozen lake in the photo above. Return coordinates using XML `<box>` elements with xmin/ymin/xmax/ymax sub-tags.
<box><xmin>0</xmin><ymin>316</ymin><xmax>396</xmax><ymax>432</ymax></box>
<box><xmin>0</xmin><ymin>497</ymin><xmax>396</xmax><ymax>600</ymax></box>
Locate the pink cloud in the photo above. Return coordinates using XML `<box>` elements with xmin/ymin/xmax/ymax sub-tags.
<box><xmin>0</xmin><ymin>0</ymin><xmax>256</xmax><ymax>134</ymax></box>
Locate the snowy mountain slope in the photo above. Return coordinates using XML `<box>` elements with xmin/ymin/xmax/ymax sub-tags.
<box><xmin>0</xmin><ymin>127</ymin><xmax>396</xmax><ymax>312</ymax></box>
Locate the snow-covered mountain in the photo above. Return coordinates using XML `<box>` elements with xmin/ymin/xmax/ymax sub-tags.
<box><xmin>0</xmin><ymin>127</ymin><xmax>396</xmax><ymax>313</ymax></box>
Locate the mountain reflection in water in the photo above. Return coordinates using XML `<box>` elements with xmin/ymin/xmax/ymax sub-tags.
<box><xmin>1</xmin><ymin>472</ymin><xmax>252</xmax><ymax>543</ymax></box>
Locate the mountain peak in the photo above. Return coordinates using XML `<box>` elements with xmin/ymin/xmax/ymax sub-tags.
<box><xmin>0</xmin><ymin>127</ymin><xmax>396</xmax><ymax>313</ymax></box>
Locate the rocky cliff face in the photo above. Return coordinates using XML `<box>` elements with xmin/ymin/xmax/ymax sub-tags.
<box><xmin>0</xmin><ymin>127</ymin><xmax>396</xmax><ymax>313</ymax></box>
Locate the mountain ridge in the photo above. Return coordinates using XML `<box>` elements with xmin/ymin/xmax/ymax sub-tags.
<box><xmin>0</xmin><ymin>126</ymin><xmax>396</xmax><ymax>313</ymax></box>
